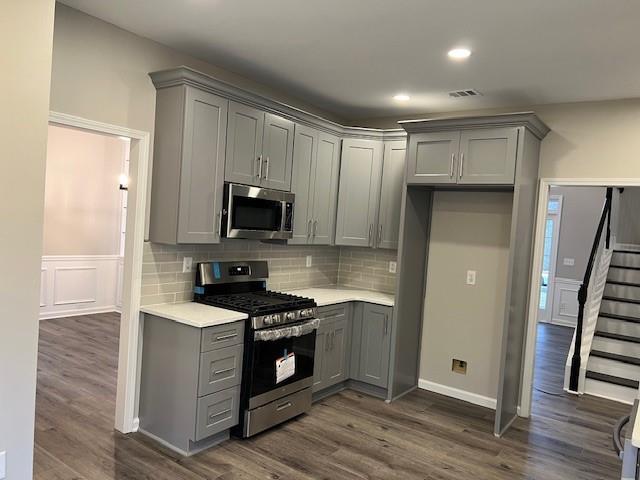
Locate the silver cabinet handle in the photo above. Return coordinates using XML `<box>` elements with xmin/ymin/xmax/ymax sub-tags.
<box><xmin>209</xmin><ymin>408</ymin><xmax>232</xmax><ymax>420</ymax></box>
<box><xmin>325</xmin><ymin>333</ymin><xmax>330</xmax><ymax>352</ymax></box>
<box><xmin>313</xmin><ymin>219</ymin><xmax>318</xmax><ymax>237</ymax></box>
<box><xmin>307</xmin><ymin>219</ymin><xmax>312</xmax><ymax>238</ymax></box>
<box><xmin>217</xmin><ymin>210</ymin><xmax>223</xmax><ymax>237</ymax></box>
<box><xmin>257</xmin><ymin>155</ymin><xmax>263</xmax><ymax>178</ymax></box>
<box><xmin>368</xmin><ymin>224</ymin><xmax>373</xmax><ymax>246</ymax></box>
<box><xmin>330</xmin><ymin>331</ymin><xmax>335</xmax><ymax>351</ymax></box>
<box><xmin>459</xmin><ymin>152</ymin><xmax>464</xmax><ymax>178</ymax></box>
<box><xmin>276</xmin><ymin>401</ymin><xmax>292</xmax><ymax>411</ymax></box>
<box><xmin>215</xmin><ymin>333</ymin><xmax>237</xmax><ymax>341</ymax></box>
<box><xmin>213</xmin><ymin>367</ymin><xmax>235</xmax><ymax>376</ymax></box>
<box><xmin>384</xmin><ymin>315</ymin><xmax>389</xmax><ymax>336</ymax></box>
<box><xmin>450</xmin><ymin>153</ymin><xmax>455</xmax><ymax>178</ymax></box>
<box><xmin>377</xmin><ymin>224</ymin><xmax>383</xmax><ymax>244</ymax></box>
<box><xmin>264</xmin><ymin>156</ymin><xmax>270</xmax><ymax>180</ymax></box>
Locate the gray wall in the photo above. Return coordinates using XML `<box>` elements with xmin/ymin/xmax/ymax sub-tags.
<box><xmin>420</xmin><ymin>191</ymin><xmax>512</xmax><ymax>402</ymax></box>
<box><xmin>0</xmin><ymin>1</ymin><xmax>55</xmax><ymax>478</ymax></box>
<box><xmin>617</xmin><ymin>187</ymin><xmax>640</xmax><ymax>245</ymax></box>
<box><xmin>43</xmin><ymin>125</ymin><xmax>126</xmax><ymax>255</ymax></box>
<box><xmin>550</xmin><ymin>186</ymin><xmax>606</xmax><ymax>281</ymax></box>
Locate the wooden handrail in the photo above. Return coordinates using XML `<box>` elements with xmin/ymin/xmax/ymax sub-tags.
<box><xmin>568</xmin><ymin>187</ymin><xmax>613</xmax><ymax>392</ymax></box>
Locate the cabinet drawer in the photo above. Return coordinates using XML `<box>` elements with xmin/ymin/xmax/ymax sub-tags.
<box><xmin>244</xmin><ymin>387</ymin><xmax>311</xmax><ymax>437</ymax></box>
<box><xmin>317</xmin><ymin>304</ymin><xmax>348</xmax><ymax>321</ymax></box>
<box><xmin>201</xmin><ymin>321</ymin><xmax>244</xmax><ymax>352</ymax></box>
<box><xmin>198</xmin><ymin>344</ymin><xmax>243</xmax><ymax>396</ymax></box>
<box><xmin>194</xmin><ymin>386</ymin><xmax>240</xmax><ymax>441</ymax></box>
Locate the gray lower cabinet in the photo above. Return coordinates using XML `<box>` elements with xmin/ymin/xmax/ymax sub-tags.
<box><xmin>335</xmin><ymin>139</ymin><xmax>384</xmax><ymax>246</ymax></box>
<box><xmin>312</xmin><ymin>304</ymin><xmax>351</xmax><ymax>393</ymax></box>
<box><xmin>353</xmin><ymin>303</ymin><xmax>392</xmax><ymax>389</ymax></box>
<box><xmin>139</xmin><ymin>315</ymin><xmax>244</xmax><ymax>455</ymax></box>
<box><xmin>406</xmin><ymin>127</ymin><xmax>519</xmax><ymax>186</ymax></box>
<box><xmin>225</xmin><ymin>101</ymin><xmax>294</xmax><ymax>191</ymax></box>
<box><xmin>290</xmin><ymin>125</ymin><xmax>341</xmax><ymax>245</ymax></box>
<box><xmin>376</xmin><ymin>140</ymin><xmax>406</xmax><ymax>249</ymax></box>
<box><xmin>149</xmin><ymin>85</ymin><xmax>228</xmax><ymax>244</ymax></box>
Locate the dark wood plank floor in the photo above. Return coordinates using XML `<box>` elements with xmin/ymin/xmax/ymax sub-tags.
<box><xmin>35</xmin><ymin>314</ymin><xmax>630</xmax><ymax>479</ymax></box>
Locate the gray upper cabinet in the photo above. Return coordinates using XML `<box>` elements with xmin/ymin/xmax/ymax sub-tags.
<box><xmin>149</xmin><ymin>85</ymin><xmax>228</xmax><ymax>245</ymax></box>
<box><xmin>357</xmin><ymin>303</ymin><xmax>391</xmax><ymax>389</ymax></box>
<box><xmin>406</xmin><ymin>131</ymin><xmax>459</xmax><ymax>184</ymax></box>
<box><xmin>290</xmin><ymin>126</ymin><xmax>341</xmax><ymax>245</ymax></box>
<box><xmin>225</xmin><ymin>102</ymin><xmax>294</xmax><ymax>191</ymax></box>
<box><xmin>335</xmin><ymin>139</ymin><xmax>383</xmax><ymax>247</ymax></box>
<box><xmin>225</xmin><ymin>102</ymin><xmax>264</xmax><ymax>187</ymax></box>
<box><xmin>261</xmin><ymin>113</ymin><xmax>294</xmax><ymax>190</ymax></box>
<box><xmin>458</xmin><ymin>127</ymin><xmax>518</xmax><ymax>185</ymax></box>
<box><xmin>376</xmin><ymin>140</ymin><xmax>406</xmax><ymax>249</ymax></box>
<box><xmin>406</xmin><ymin>127</ymin><xmax>520</xmax><ymax>186</ymax></box>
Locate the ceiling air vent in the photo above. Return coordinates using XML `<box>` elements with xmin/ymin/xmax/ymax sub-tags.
<box><xmin>448</xmin><ymin>89</ymin><xmax>483</xmax><ymax>98</ymax></box>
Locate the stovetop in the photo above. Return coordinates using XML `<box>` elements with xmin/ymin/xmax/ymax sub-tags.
<box><xmin>196</xmin><ymin>290</ymin><xmax>316</xmax><ymax>316</ymax></box>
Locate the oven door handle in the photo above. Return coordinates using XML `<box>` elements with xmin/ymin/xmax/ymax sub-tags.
<box><xmin>253</xmin><ymin>318</ymin><xmax>319</xmax><ymax>341</ymax></box>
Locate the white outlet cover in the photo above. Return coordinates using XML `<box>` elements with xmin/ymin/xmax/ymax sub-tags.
<box><xmin>389</xmin><ymin>261</ymin><xmax>397</xmax><ymax>273</ymax></box>
<box><xmin>182</xmin><ymin>256</ymin><xmax>193</xmax><ymax>273</ymax></box>
<box><xmin>466</xmin><ymin>270</ymin><xmax>477</xmax><ymax>285</ymax></box>
<box><xmin>563</xmin><ymin>258</ymin><xmax>575</xmax><ymax>266</ymax></box>
<box><xmin>0</xmin><ymin>451</ymin><xmax>5</xmax><ymax>479</ymax></box>
<box><xmin>306</xmin><ymin>255</ymin><xmax>312</xmax><ymax>268</ymax></box>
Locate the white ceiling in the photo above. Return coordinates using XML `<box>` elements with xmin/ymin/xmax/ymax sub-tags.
<box><xmin>59</xmin><ymin>0</ymin><xmax>640</xmax><ymax>120</ymax></box>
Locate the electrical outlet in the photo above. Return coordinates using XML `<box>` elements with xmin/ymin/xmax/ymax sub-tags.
<box><xmin>0</xmin><ymin>451</ymin><xmax>6</xmax><ymax>479</ymax></box>
<box><xmin>452</xmin><ymin>359</ymin><xmax>467</xmax><ymax>375</ymax></box>
<box><xmin>182</xmin><ymin>256</ymin><xmax>193</xmax><ymax>273</ymax></box>
<box><xmin>563</xmin><ymin>258</ymin><xmax>575</xmax><ymax>266</ymax></box>
<box><xmin>466</xmin><ymin>270</ymin><xmax>476</xmax><ymax>285</ymax></box>
<box><xmin>306</xmin><ymin>255</ymin><xmax>312</xmax><ymax>268</ymax></box>
<box><xmin>388</xmin><ymin>261</ymin><xmax>397</xmax><ymax>273</ymax></box>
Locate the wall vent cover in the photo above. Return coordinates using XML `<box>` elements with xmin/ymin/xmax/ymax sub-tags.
<box><xmin>448</xmin><ymin>89</ymin><xmax>483</xmax><ymax>98</ymax></box>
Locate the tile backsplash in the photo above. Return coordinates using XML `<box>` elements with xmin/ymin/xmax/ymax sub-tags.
<box><xmin>141</xmin><ymin>241</ymin><xmax>397</xmax><ymax>306</ymax></box>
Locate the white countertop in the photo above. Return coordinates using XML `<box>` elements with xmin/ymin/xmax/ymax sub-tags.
<box><xmin>140</xmin><ymin>302</ymin><xmax>247</xmax><ymax>328</ymax></box>
<box><xmin>285</xmin><ymin>287</ymin><xmax>395</xmax><ymax>307</ymax></box>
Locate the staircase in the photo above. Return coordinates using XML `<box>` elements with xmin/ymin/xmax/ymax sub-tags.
<box><xmin>585</xmin><ymin>248</ymin><xmax>640</xmax><ymax>404</ymax></box>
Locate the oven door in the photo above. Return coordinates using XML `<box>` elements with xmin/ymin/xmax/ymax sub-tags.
<box><xmin>246</xmin><ymin>319</ymin><xmax>317</xmax><ymax>409</ymax></box>
<box><xmin>223</xmin><ymin>183</ymin><xmax>294</xmax><ymax>240</ymax></box>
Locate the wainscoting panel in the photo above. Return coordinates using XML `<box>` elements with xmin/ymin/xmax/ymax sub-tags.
<box><xmin>551</xmin><ymin>277</ymin><xmax>581</xmax><ymax>327</ymax></box>
<box><xmin>40</xmin><ymin>255</ymin><xmax>122</xmax><ymax>320</ymax></box>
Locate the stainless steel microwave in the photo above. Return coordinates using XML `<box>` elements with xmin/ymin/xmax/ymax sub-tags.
<box><xmin>221</xmin><ymin>183</ymin><xmax>294</xmax><ymax>240</ymax></box>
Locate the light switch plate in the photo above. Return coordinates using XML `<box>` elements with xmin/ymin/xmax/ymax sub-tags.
<box><xmin>466</xmin><ymin>270</ymin><xmax>477</xmax><ymax>285</ymax></box>
<box><xmin>563</xmin><ymin>258</ymin><xmax>575</xmax><ymax>266</ymax></box>
<box><xmin>306</xmin><ymin>255</ymin><xmax>312</xmax><ymax>268</ymax></box>
<box><xmin>182</xmin><ymin>256</ymin><xmax>193</xmax><ymax>273</ymax></box>
<box><xmin>389</xmin><ymin>261</ymin><xmax>397</xmax><ymax>273</ymax></box>
<box><xmin>0</xmin><ymin>450</ymin><xmax>6</xmax><ymax>479</ymax></box>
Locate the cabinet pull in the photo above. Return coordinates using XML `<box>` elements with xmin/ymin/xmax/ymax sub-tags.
<box><xmin>377</xmin><ymin>224</ymin><xmax>383</xmax><ymax>245</ymax></box>
<box><xmin>257</xmin><ymin>155</ymin><xmax>263</xmax><ymax>178</ymax></box>
<box><xmin>330</xmin><ymin>331</ymin><xmax>335</xmax><ymax>351</ymax></box>
<box><xmin>213</xmin><ymin>367</ymin><xmax>235</xmax><ymax>376</ymax></box>
<box><xmin>368</xmin><ymin>224</ymin><xmax>373</xmax><ymax>246</ymax></box>
<box><xmin>313</xmin><ymin>219</ymin><xmax>318</xmax><ymax>237</ymax></box>
<box><xmin>264</xmin><ymin>156</ymin><xmax>270</xmax><ymax>180</ymax></box>
<box><xmin>450</xmin><ymin>153</ymin><xmax>455</xmax><ymax>178</ymax></box>
<box><xmin>215</xmin><ymin>333</ymin><xmax>237</xmax><ymax>341</ymax></box>
<box><xmin>217</xmin><ymin>210</ymin><xmax>223</xmax><ymax>237</ymax></box>
<box><xmin>384</xmin><ymin>315</ymin><xmax>389</xmax><ymax>335</ymax></box>
<box><xmin>209</xmin><ymin>408</ymin><xmax>232</xmax><ymax>420</ymax></box>
<box><xmin>459</xmin><ymin>152</ymin><xmax>464</xmax><ymax>178</ymax></box>
<box><xmin>276</xmin><ymin>401</ymin><xmax>292</xmax><ymax>411</ymax></box>
<box><xmin>307</xmin><ymin>219</ymin><xmax>312</xmax><ymax>237</ymax></box>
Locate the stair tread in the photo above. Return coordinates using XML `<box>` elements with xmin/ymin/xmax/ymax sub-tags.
<box><xmin>610</xmin><ymin>264</ymin><xmax>640</xmax><ymax>271</ymax></box>
<box><xmin>595</xmin><ymin>330</ymin><xmax>640</xmax><ymax>343</ymax></box>
<box><xmin>599</xmin><ymin>312</ymin><xmax>640</xmax><ymax>323</ymax></box>
<box><xmin>602</xmin><ymin>295</ymin><xmax>640</xmax><ymax>305</ymax></box>
<box><xmin>590</xmin><ymin>349</ymin><xmax>640</xmax><ymax>365</ymax></box>
<box><xmin>586</xmin><ymin>370</ymin><xmax>639</xmax><ymax>389</ymax></box>
<box><xmin>607</xmin><ymin>280</ymin><xmax>640</xmax><ymax>288</ymax></box>
<box><xmin>614</xmin><ymin>249</ymin><xmax>640</xmax><ymax>255</ymax></box>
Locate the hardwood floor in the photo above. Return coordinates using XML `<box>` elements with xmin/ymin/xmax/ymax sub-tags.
<box><xmin>35</xmin><ymin>314</ymin><xmax>630</xmax><ymax>479</ymax></box>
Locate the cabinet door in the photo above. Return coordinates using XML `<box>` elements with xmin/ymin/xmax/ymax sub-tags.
<box><xmin>312</xmin><ymin>320</ymin><xmax>331</xmax><ymax>393</ymax></box>
<box><xmin>324</xmin><ymin>315</ymin><xmax>350</xmax><ymax>387</ymax></box>
<box><xmin>310</xmin><ymin>132</ymin><xmax>341</xmax><ymax>245</ymax></box>
<box><xmin>458</xmin><ymin>127</ymin><xmax>518</xmax><ymax>185</ymax></box>
<box><xmin>406</xmin><ymin>131</ymin><xmax>459</xmax><ymax>184</ymax></box>
<box><xmin>225</xmin><ymin>101</ymin><xmax>264</xmax><ymax>187</ymax></box>
<box><xmin>358</xmin><ymin>304</ymin><xmax>391</xmax><ymax>388</ymax></box>
<box><xmin>177</xmin><ymin>87</ymin><xmax>228</xmax><ymax>243</ymax></box>
<box><xmin>289</xmin><ymin>125</ymin><xmax>316</xmax><ymax>244</ymax></box>
<box><xmin>261</xmin><ymin>113</ymin><xmax>294</xmax><ymax>191</ymax></box>
<box><xmin>335</xmin><ymin>139</ymin><xmax>383</xmax><ymax>247</ymax></box>
<box><xmin>376</xmin><ymin>140</ymin><xmax>406</xmax><ymax>249</ymax></box>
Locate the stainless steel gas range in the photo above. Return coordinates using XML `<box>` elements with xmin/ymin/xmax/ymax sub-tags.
<box><xmin>194</xmin><ymin>261</ymin><xmax>318</xmax><ymax>437</ymax></box>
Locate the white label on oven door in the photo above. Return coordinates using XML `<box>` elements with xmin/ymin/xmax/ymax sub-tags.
<box><xmin>276</xmin><ymin>352</ymin><xmax>295</xmax><ymax>384</ymax></box>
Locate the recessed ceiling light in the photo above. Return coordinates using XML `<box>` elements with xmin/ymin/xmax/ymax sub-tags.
<box><xmin>448</xmin><ymin>48</ymin><xmax>471</xmax><ymax>60</ymax></box>
<box><xmin>393</xmin><ymin>93</ymin><xmax>411</xmax><ymax>101</ymax></box>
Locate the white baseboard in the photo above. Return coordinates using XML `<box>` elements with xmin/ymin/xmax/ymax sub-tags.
<box><xmin>40</xmin><ymin>305</ymin><xmax>119</xmax><ymax>320</ymax></box>
<box><xmin>418</xmin><ymin>379</ymin><xmax>497</xmax><ymax>410</ymax></box>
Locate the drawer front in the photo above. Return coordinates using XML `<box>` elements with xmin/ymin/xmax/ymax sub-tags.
<box><xmin>195</xmin><ymin>386</ymin><xmax>240</xmax><ymax>441</ymax></box>
<box><xmin>317</xmin><ymin>303</ymin><xmax>348</xmax><ymax>321</ymax></box>
<box><xmin>201</xmin><ymin>321</ymin><xmax>244</xmax><ymax>352</ymax></box>
<box><xmin>244</xmin><ymin>387</ymin><xmax>312</xmax><ymax>437</ymax></box>
<box><xmin>198</xmin><ymin>344</ymin><xmax>243</xmax><ymax>396</ymax></box>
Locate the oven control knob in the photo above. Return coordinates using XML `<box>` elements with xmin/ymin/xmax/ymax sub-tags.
<box><xmin>263</xmin><ymin>315</ymin><xmax>274</xmax><ymax>325</ymax></box>
<box><xmin>302</xmin><ymin>309</ymin><xmax>313</xmax><ymax>317</ymax></box>
<box><xmin>285</xmin><ymin>311</ymin><xmax>296</xmax><ymax>321</ymax></box>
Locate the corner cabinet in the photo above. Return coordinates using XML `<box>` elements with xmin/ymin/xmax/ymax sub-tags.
<box><xmin>290</xmin><ymin>124</ymin><xmax>341</xmax><ymax>245</ymax></box>
<box><xmin>352</xmin><ymin>303</ymin><xmax>392</xmax><ymax>388</ymax></box>
<box><xmin>149</xmin><ymin>85</ymin><xmax>228</xmax><ymax>244</ymax></box>
<box><xmin>225</xmin><ymin>101</ymin><xmax>294</xmax><ymax>191</ymax></box>
<box><xmin>406</xmin><ymin>127</ymin><xmax>518</xmax><ymax>186</ymax></box>
<box><xmin>313</xmin><ymin>304</ymin><xmax>351</xmax><ymax>393</ymax></box>
<box><xmin>335</xmin><ymin>138</ymin><xmax>406</xmax><ymax>248</ymax></box>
